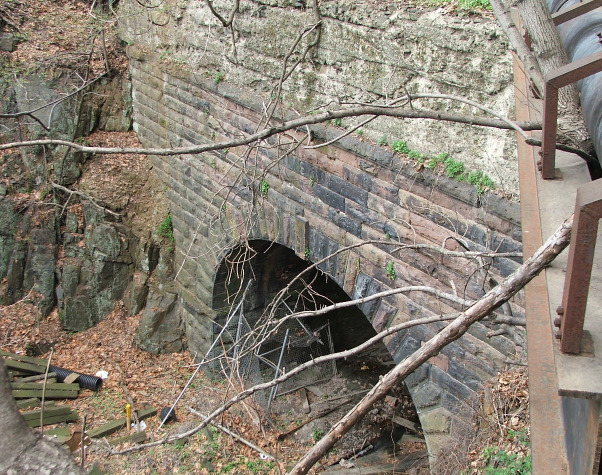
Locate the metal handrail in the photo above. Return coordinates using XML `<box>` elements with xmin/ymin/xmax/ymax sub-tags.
<box><xmin>540</xmin><ymin>51</ymin><xmax>602</xmax><ymax>179</ymax></box>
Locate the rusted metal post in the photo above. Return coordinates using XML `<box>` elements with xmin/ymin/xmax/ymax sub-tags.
<box><xmin>558</xmin><ymin>179</ymin><xmax>602</xmax><ymax>354</ymax></box>
<box><xmin>551</xmin><ymin>0</ymin><xmax>602</xmax><ymax>25</ymax></box>
<box><xmin>540</xmin><ymin>51</ymin><xmax>602</xmax><ymax>180</ymax></box>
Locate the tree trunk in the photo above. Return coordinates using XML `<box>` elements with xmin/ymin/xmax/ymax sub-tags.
<box><xmin>517</xmin><ymin>0</ymin><xmax>592</xmax><ymax>152</ymax></box>
<box><xmin>289</xmin><ymin>216</ymin><xmax>573</xmax><ymax>475</ymax></box>
<box><xmin>0</xmin><ymin>359</ymin><xmax>85</xmax><ymax>475</ymax></box>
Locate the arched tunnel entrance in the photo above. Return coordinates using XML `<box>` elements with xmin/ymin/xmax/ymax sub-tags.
<box><xmin>211</xmin><ymin>240</ymin><xmax>427</xmax><ymax>470</ymax></box>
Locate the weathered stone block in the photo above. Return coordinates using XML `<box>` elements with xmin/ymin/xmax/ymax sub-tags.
<box><xmin>136</xmin><ymin>289</ymin><xmax>184</xmax><ymax>354</ymax></box>
<box><xmin>419</xmin><ymin>407</ymin><xmax>452</xmax><ymax>435</ymax></box>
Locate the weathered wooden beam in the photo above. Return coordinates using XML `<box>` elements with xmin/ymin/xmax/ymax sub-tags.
<box><xmin>87</xmin><ymin>407</ymin><xmax>157</xmax><ymax>439</ymax></box>
<box><xmin>16</xmin><ymin>372</ymin><xmax>57</xmax><ymax>383</ymax></box>
<box><xmin>25</xmin><ymin>412</ymin><xmax>79</xmax><ymax>428</ymax></box>
<box><xmin>12</xmin><ymin>389</ymin><xmax>79</xmax><ymax>399</ymax></box>
<box><xmin>21</xmin><ymin>405</ymin><xmax>72</xmax><ymax>421</ymax></box>
<box><xmin>3</xmin><ymin>359</ymin><xmax>47</xmax><ymax>374</ymax></box>
<box><xmin>16</xmin><ymin>398</ymin><xmax>40</xmax><ymax>409</ymax></box>
<box><xmin>108</xmin><ymin>431</ymin><xmax>147</xmax><ymax>446</ymax></box>
<box><xmin>0</xmin><ymin>350</ymin><xmax>48</xmax><ymax>365</ymax></box>
<box><xmin>11</xmin><ymin>382</ymin><xmax>80</xmax><ymax>391</ymax></box>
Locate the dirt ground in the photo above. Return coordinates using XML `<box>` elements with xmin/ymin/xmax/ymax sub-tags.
<box><xmin>0</xmin><ymin>299</ymin><xmax>432</xmax><ymax>474</ymax></box>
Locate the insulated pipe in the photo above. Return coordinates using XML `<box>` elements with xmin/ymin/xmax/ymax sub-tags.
<box><xmin>547</xmin><ymin>0</ymin><xmax>602</xmax><ymax>162</ymax></box>
<box><xmin>49</xmin><ymin>365</ymin><xmax>103</xmax><ymax>391</ymax></box>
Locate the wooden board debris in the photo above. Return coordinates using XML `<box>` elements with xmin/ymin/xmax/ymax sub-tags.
<box><xmin>108</xmin><ymin>431</ymin><xmax>147</xmax><ymax>446</ymax></box>
<box><xmin>43</xmin><ymin>427</ymin><xmax>72</xmax><ymax>444</ymax></box>
<box><xmin>12</xmin><ymin>388</ymin><xmax>79</xmax><ymax>399</ymax></box>
<box><xmin>87</xmin><ymin>407</ymin><xmax>157</xmax><ymax>439</ymax></box>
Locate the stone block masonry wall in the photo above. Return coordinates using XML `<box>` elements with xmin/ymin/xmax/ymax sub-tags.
<box><xmin>127</xmin><ymin>44</ymin><xmax>524</xmax><ymax>458</ymax></box>
<box><xmin>119</xmin><ymin>0</ymin><xmax>520</xmax><ymax>194</ymax></box>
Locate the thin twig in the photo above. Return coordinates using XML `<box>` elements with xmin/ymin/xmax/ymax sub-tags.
<box><xmin>40</xmin><ymin>348</ymin><xmax>54</xmax><ymax>435</ymax></box>
<box><xmin>188</xmin><ymin>407</ymin><xmax>278</xmax><ymax>462</ymax></box>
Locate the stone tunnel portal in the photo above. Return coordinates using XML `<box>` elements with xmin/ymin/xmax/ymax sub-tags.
<box><xmin>210</xmin><ymin>240</ymin><xmax>423</xmax><ymax>456</ymax></box>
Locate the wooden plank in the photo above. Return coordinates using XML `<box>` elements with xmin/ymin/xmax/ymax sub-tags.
<box><xmin>392</xmin><ymin>415</ymin><xmax>419</xmax><ymax>432</ymax></box>
<box><xmin>43</xmin><ymin>427</ymin><xmax>72</xmax><ymax>443</ymax></box>
<box><xmin>17</xmin><ymin>372</ymin><xmax>57</xmax><ymax>383</ymax></box>
<box><xmin>26</xmin><ymin>412</ymin><xmax>79</xmax><ymax>428</ymax></box>
<box><xmin>108</xmin><ymin>431</ymin><xmax>147</xmax><ymax>446</ymax></box>
<box><xmin>87</xmin><ymin>407</ymin><xmax>157</xmax><ymax>439</ymax></box>
<box><xmin>16</xmin><ymin>398</ymin><xmax>40</xmax><ymax>409</ymax></box>
<box><xmin>11</xmin><ymin>382</ymin><xmax>80</xmax><ymax>391</ymax></box>
<box><xmin>12</xmin><ymin>389</ymin><xmax>79</xmax><ymax>399</ymax></box>
<box><xmin>3</xmin><ymin>359</ymin><xmax>46</xmax><ymax>374</ymax></box>
<box><xmin>0</xmin><ymin>350</ymin><xmax>48</xmax><ymax>366</ymax></box>
<box><xmin>21</xmin><ymin>405</ymin><xmax>72</xmax><ymax>421</ymax></box>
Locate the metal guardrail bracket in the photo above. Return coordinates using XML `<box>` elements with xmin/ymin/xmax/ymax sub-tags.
<box><xmin>551</xmin><ymin>0</ymin><xmax>602</xmax><ymax>25</ymax></box>
<box><xmin>557</xmin><ymin>179</ymin><xmax>602</xmax><ymax>354</ymax></box>
<box><xmin>540</xmin><ymin>51</ymin><xmax>602</xmax><ymax>180</ymax></box>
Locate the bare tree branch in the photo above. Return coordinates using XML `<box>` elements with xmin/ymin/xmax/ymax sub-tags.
<box><xmin>289</xmin><ymin>215</ymin><xmax>573</xmax><ymax>474</ymax></box>
<box><xmin>489</xmin><ymin>0</ymin><xmax>545</xmax><ymax>95</ymax></box>
<box><xmin>0</xmin><ymin>105</ymin><xmax>541</xmax><ymax>155</ymax></box>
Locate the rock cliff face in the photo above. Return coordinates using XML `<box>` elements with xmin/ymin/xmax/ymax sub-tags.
<box><xmin>0</xmin><ymin>69</ymin><xmax>184</xmax><ymax>353</ymax></box>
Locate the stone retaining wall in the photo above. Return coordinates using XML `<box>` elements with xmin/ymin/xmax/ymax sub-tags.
<box><xmin>119</xmin><ymin>0</ymin><xmax>520</xmax><ymax>193</ymax></box>
<box><xmin>126</xmin><ymin>43</ymin><xmax>524</xmax><ymax>458</ymax></box>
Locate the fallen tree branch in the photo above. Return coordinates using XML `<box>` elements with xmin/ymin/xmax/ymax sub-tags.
<box><xmin>51</xmin><ymin>183</ymin><xmax>121</xmax><ymax>218</ymax></box>
<box><xmin>489</xmin><ymin>0</ymin><xmax>545</xmax><ymax>95</ymax></box>
<box><xmin>288</xmin><ymin>215</ymin><xmax>573</xmax><ymax>474</ymax></box>
<box><xmin>187</xmin><ymin>407</ymin><xmax>278</xmax><ymax>462</ymax></box>
<box><xmin>0</xmin><ymin>106</ymin><xmax>541</xmax><ymax>155</ymax></box>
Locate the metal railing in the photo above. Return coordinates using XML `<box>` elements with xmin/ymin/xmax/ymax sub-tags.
<box><xmin>555</xmin><ymin>180</ymin><xmax>602</xmax><ymax>353</ymax></box>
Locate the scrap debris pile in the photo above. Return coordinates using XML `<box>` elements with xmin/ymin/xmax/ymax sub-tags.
<box><xmin>1</xmin><ymin>350</ymin><xmax>157</xmax><ymax>452</ymax></box>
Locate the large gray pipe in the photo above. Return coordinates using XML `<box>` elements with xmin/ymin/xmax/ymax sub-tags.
<box><xmin>546</xmin><ymin>0</ymin><xmax>602</xmax><ymax>166</ymax></box>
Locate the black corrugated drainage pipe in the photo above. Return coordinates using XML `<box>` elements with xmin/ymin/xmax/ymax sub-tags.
<box><xmin>49</xmin><ymin>365</ymin><xmax>103</xmax><ymax>391</ymax></box>
<box><xmin>546</xmin><ymin>0</ymin><xmax>602</xmax><ymax>163</ymax></box>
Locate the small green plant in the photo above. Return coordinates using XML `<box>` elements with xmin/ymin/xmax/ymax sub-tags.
<box><xmin>481</xmin><ymin>446</ymin><xmax>531</xmax><ymax>474</ymax></box>
<box><xmin>459</xmin><ymin>0</ymin><xmax>492</xmax><ymax>9</ymax></box>
<box><xmin>312</xmin><ymin>428</ymin><xmax>325</xmax><ymax>442</ymax></box>
<box><xmin>428</xmin><ymin>152</ymin><xmax>449</xmax><ymax>170</ymax></box>
<box><xmin>246</xmin><ymin>460</ymin><xmax>275</xmax><ymax>473</ymax></box>
<box><xmin>386</xmin><ymin>261</ymin><xmax>396</xmax><ymax>280</ymax></box>
<box><xmin>214</xmin><ymin>71</ymin><xmax>224</xmax><ymax>84</ymax></box>
<box><xmin>408</xmin><ymin>150</ymin><xmax>426</xmax><ymax>162</ymax></box>
<box><xmin>332</xmin><ymin>118</ymin><xmax>342</xmax><ymax>127</ymax></box>
<box><xmin>392</xmin><ymin>140</ymin><xmax>411</xmax><ymax>154</ymax></box>
<box><xmin>385</xmin><ymin>231</ymin><xmax>391</xmax><ymax>239</ymax></box>
<box><xmin>444</xmin><ymin>156</ymin><xmax>465</xmax><ymax>178</ymax></box>
<box><xmin>378</xmin><ymin>135</ymin><xmax>388</xmax><ymax>146</ymax></box>
<box><xmin>304</xmin><ymin>247</ymin><xmax>310</xmax><ymax>261</ymax></box>
<box><xmin>158</xmin><ymin>214</ymin><xmax>175</xmax><ymax>242</ymax></box>
<box><xmin>160</xmin><ymin>50</ymin><xmax>186</xmax><ymax>64</ymax></box>
<box><xmin>467</xmin><ymin>170</ymin><xmax>496</xmax><ymax>194</ymax></box>
<box><xmin>507</xmin><ymin>428</ymin><xmax>530</xmax><ymax>447</ymax></box>
<box><xmin>356</xmin><ymin>129</ymin><xmax>364</xmax><ymax>136</ymax></box>
<box><xmin>309</xmin><ymin>174</ymin><xmax>316</xmax><ymax>186</ymax></box>
<box><xmin>260</xmin><ymin>179</ymin><xmax>270</xmax><ymax>197</ymax></box>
